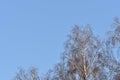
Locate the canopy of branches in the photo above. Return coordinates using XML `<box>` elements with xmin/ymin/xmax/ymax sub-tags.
<box><xmin>14</xmin><ymin>18</ymin><xmax>120</xmax><ymax>80</ymax></box>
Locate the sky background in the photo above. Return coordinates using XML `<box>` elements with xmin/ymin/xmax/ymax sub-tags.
<box><xmin>0</xmin><ymin>0</ymin><xmax>120</xmax><ymax>80</ymax></box>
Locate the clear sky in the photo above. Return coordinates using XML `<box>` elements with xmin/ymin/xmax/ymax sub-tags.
<box><xmin>0</xmin><ymin>0</ymin><xmax>120</xmax><ymax>80</ymax></box>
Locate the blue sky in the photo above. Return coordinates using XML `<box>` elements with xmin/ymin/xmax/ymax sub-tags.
<box><xmin>0</xmin><ymin>0</ymin><xmax>120</xmax><ymax>80</ymax></box>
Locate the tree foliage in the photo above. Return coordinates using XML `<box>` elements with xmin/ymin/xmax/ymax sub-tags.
<box><xmin>14</xmin><ymin>18</ymin><xmax>120</xmax><ymax>80</ymax></box>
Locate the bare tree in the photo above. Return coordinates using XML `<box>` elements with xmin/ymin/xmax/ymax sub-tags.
<box><xmin>42</xmin><ymin>25</ymin><xmax>106</xmax><ymax>80</ymax></box>
<box><xmin>14</xmin><ymin>67</ymin><xmax>40</xmax><ymax>80</ymax></box>
<box><xmin>105</xmin><ymin>17</ymin><xmax>120</xmax><ymax>80</ymax></box>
